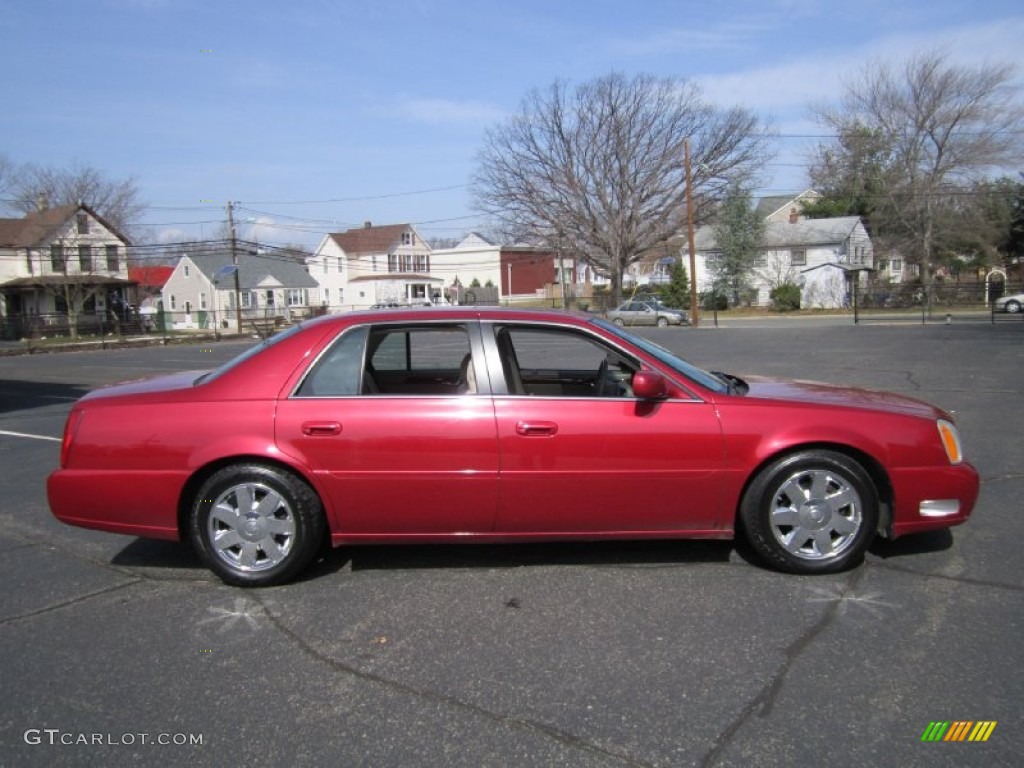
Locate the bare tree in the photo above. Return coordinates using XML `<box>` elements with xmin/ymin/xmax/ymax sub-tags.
<box><xmin>6</xmin><ymin>161</ymin><xmax>145</xmax><ymax>237</ymax></box>
<box><xmin>473</xmin><ymin>72</ymin><xmax>772</xmax><ymax>302</ymax></box>
<box><xmin>811</xmin><ymin>50</ymin><xmax>1024</xmax><ymax>305</ymax></box>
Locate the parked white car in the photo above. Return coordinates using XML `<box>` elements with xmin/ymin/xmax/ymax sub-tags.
<box><xmin>606</xmin><ymin>300</ymin><xmax>689</xmax><ymax>327</ymax></box>
<box><xmin>994</xmin><ymin>292</ymin><xmax>1024</xmax><ymax>313</ymax></box>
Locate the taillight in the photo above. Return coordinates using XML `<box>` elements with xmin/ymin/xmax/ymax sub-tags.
<box><xmin>61</xmin><ymin>410</ymin><xmax>84</xmax><ymax>468</ymax></box>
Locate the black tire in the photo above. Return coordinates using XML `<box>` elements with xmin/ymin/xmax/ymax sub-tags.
<box><xmin>189</xmin><ymin>463</ymin><xmax>325</xmax><ymax>587</ymax></box>
<box><xmin>740</xmin><ymin>450</ymin><xmax>878</xmax><ymax>574</ymax></box>
<box><xmin>656</xmin><ymin>316</ymin><xmax>669</xmax><ymax>327</ymax></box>
<box><xmin>1006</xmin><ymin>300</ymin><xmax>1022</xmax><ymax>314</ymax></box>
<box><xmin>613</xmin><ymin>317</ymin><xmax>625</xmax><ymax>326</ymax></box>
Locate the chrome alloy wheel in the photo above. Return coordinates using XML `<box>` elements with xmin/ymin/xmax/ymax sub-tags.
<box><xmin>207</xmin><ymin>482</ymin><xmax>297</xmax><ymax>572</ymax></box>
<box><xmin>767</xmin><ymin>468</ymin><xmax>863</xmax><ymax>561</ymax></box>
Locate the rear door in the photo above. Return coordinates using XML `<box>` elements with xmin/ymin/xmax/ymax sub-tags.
<box><xmin>275</xmin><ymin>321</ymin><xmax>499</xmax><ymax>535</ymax></box>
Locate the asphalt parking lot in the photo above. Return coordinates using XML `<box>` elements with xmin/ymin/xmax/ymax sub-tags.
<box><xmin>1</xmin><ymin>321</ymin><xmax>1022</xmax><ymax>767</ymax></box>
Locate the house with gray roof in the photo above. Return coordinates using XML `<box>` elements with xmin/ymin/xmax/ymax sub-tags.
<box><xmin>694</xmin><ymin>215</ymin><xmax>873</xmax><ymax>309</ymax></box>
<box><xmin>161</xmin><ymin>250</ymin><xmax>318</xmax><ymax>332</ymax></box>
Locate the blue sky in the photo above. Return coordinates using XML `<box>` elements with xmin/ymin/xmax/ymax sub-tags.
<box><xmin>2</xmin><ymin>0</ymin><xmax>1022</xmax><ymax>247</ymax></box>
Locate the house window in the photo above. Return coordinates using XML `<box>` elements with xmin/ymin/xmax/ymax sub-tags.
<box><xmin>200</xmin><ymin>292</ymin><xmax>207</xmax><ymax>310</ymax></box>
<box><xmin>106</xmin><ymin>245</ymin><xmax>119</xmax><ymax>271</ymax></box>
<box><xmin>184</xmin><ymin>265</ymin><xmax>190</xmax><ymax>277</ymax></box>
<box><xmin>402</xmin><ymin>232</ymin><xmax>414</xmax><ymax>246</ymax></box>
<box><xmin>77</xmin><ymin>213</ymin><xmax>89</xmax><ymax>234</ymax></box>
<box><xmin>877</xmin><ymin>259</ymin><xmax>888</xmax><ymax>272</ymax></box>
<box><xmin>79</xmin><ymin>245</ymin><xmax>93</xmax><ymax>271</ymax></box>
<box><xmin>170</xmin><ymin>295</ymin><xmax>177</xmax><ymax>310</ymax></box>
<box><xmin>753</xmin><ymin>252</ymin><xmax>767</xmax><ymax>268</ymax></box>
<box><xmin>388</xmin><ymin>253</ymin><xmax>399</xmax><ymax>273</ymax></box>
<box><xmin>891</xmin><ymin>259</ymin><xmax>903</xmax><ymax>273</ymax></box>
<box><xmin>323</xmin><ymin>288</ymin><xmax>330</xmax><ymax>305</ymax></box>
<box><xmin>372</xmin><ymin>256</ymin><xmax>378</xmax><ymax>272</ymax></box>
<box><xmin>790</xmin><ymin>249</ymin><xmax>807</xmax><ymax>266</ymax></box>
<box><xmin>241</xmin><ymin>291</ymin><xmax>253</xmax><ymax>308</ymax></box>
<box><xmin>287</xmin><ymin>288</ymin><xmax>306</xmax><ymax>306</ymax></box>
<box><xmin>51</xmin><ymin>244</ymin><xmax>66</xmax><ymax>272</ymax></box>
<box><xmin>415</xmin><ymin>254</ymin><xmax>429</xmax><ymax>272</ymax></box>
<box><xmin>337</xmin><ymin>257</ymin><xmax>342</xmax><ymax>272</ymax></box>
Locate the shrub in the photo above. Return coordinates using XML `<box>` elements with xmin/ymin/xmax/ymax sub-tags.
<box><xmin>770</xmin><ymin>283</ymin><xmax>801</xmax><ymax>312</ymax></box>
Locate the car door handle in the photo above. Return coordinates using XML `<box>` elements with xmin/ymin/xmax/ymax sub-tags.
<box><xmin>301</xmin><ymin>421</ymin><xmax>342</xmax><ymax>436</ymax></box>
<box><xmin>515</xmin><ymin>421</ymin><xmax>558</xmax><ymax>437</ymax></box>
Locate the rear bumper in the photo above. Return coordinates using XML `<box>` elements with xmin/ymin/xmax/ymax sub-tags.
<box><xmin>888</xmin><ymin>461</ymin><xmax>980</xmax><ymax>538</ymax></box>
<box><xmin>47</xmin><ymin>469</ymin><xmax>185</xmax><ymax>541</ymax></box>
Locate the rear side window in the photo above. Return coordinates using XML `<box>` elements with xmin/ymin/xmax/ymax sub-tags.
<box><xmin>294</xmin><ymin>326</ymin><xmax>368</xmax><ymax>397</ymax></box>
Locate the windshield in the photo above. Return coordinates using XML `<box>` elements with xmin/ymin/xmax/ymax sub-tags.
<box><xmin>592</xmin><ymin>317</ymin><xmax>729</xmax><ymax>393</ymax></box>
<box><xmin>193</xmin><ymin>323</ymin><xmax>308</xmax><ymax>385</ymax></box>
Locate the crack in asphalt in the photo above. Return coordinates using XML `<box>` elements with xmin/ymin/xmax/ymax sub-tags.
<box><xmin>0</xmin><ymin>579</ymin><xmax>141</xmax><ymax>626</ymax></box>
<box><xmin>871</xmin><ymin>560</ymin><xmax>1024</xmax><ymax>592</ymax></box>
<box><xmin>699</xmin><ymin>566</ymin><xmax>867</xmax><ymax>767</ymax></box>
<box><xmin>252</xmin><ymin>592</ymin><xmax>656</xmax><ymax>768</ymax></box>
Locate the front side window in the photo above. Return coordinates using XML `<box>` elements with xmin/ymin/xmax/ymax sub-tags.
<box><xmin>493</xmin><ymin>324</ymin><xmax>638</xmax><ymax>398</ymax></box>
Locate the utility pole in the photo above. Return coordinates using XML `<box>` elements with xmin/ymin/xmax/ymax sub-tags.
<box><xmin>685</xmin><ymin>139</ymin><xmax>699</xmax><ymax>328</ymax></box>
<box><xmin>227</xmin><ymin>201</ymin><xmax>242</xmax><ymax>333</ymax></box>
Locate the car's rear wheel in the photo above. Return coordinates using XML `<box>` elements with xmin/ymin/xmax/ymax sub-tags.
<box><xmin>740</xmin><ymin>450</ymin><xmax>877</xmax><ymax>574</ymax></box>
<box><xmin>190</xmin><ymin>464</ymin><xmax>325</xmax><ymax>587</ymax></box>
<box><xmin>1006</xmin><ymin>299</ymin><xmax>1022</xmax><ymax>313</ymax></box>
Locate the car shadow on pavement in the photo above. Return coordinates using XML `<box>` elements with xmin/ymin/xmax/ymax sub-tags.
<box><xmin>111</xmin><ymin>538</ymin><xmax>204</xmax><ymax>573</ymax></box>
<box><xmin>0</xmin><ymin>379</ymin><xmax>90</xmax><ymax>414</ymax></box>
<box><xmin>305</xmin><ymin>538</ymin><xmax>737</xmax><ymax>578</ymax></box>
<box><xmin>868</xmin><ymin>529</ymin><xmax>954</xmax><ymax>561</ymax></box>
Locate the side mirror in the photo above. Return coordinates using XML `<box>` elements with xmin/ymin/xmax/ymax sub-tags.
<box><xmin>632</xmin><ymin>370</ymin><xmax>669</xmax><ymax>400</ymax></box>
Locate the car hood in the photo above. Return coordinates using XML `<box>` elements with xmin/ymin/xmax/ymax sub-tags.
<box><xmin>740</xmin><ymin>375</ymin><xmax>946</xmax><ymax>419</ymax></box>
<box><xmin>79</xmin><ymin>371</ymin><xmax>208</xmax><ymax>402</ymax></box>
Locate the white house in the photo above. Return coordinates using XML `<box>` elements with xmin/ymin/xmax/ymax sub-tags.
<box><xmin>0</xmin><ymin>201</ymin><xmax>132</xmax><ymax>337</ymax></box>
<box><xmin>694</xmin><ymin>215</ymin><xmax>874</xmax><ymax>309</ymax></box>
<box><xmin>309</xmin><ymin>222</ymin><xmax>439</xmax><ymax>310</ymax></box>
<box><xmin>161</xmin><ymin>251</ymin><xmax>318</xmax><ymax>331</ymax></box>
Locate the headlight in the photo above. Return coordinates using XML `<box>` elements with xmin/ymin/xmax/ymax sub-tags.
<box><xmin>937</xmin><ymin>419</ymin><xmax>964</xmax><ymax>465</ymax></box>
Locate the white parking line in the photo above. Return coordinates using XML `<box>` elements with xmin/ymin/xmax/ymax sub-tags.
<box><xmin>0</xmin><ymin>429</ymin><xmax>61</xmax><ymax>442</ymax></box>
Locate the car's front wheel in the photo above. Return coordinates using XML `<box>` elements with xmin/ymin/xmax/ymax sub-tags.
<box><xmin>1005</xmin><ymin>299</ymin><xmax>1022</xmax><ymax>313</ymax></box>
<box><xmin>740</xmin><ymin>450</ymin><xmax>878</xmax><ymax>574</ymax></box>
<box><xmin>656</xmin><ymin>316</ymin><xmax>669</xmax><ymax>327</ymax></box>
<box><xmin>189</xmin><ymin>463</ymin><xmax>325</xmax><ymax>587</ymax></box>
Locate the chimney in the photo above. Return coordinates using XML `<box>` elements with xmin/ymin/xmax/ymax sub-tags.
<box><xmin>36</xmin><ymin>193</ymin><xmax>49</xmax><ymax>212</ymax></box>
<box><xmin>788</xmin><ymin>207</ymin><xmax>799</xmax><ymax>224</ymax></box>
<box><xmin>364</xmin><ymin>221</ymin><xmax>372</xmax><ymax>229</ymax></box>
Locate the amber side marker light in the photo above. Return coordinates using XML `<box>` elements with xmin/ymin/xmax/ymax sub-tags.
<box><xmin>937</xmin><ymin>419</ymin><xmax>963</xmax><ymax>465</ymax></box>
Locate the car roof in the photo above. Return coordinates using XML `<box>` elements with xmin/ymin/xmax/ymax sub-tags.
<box><xmin>304</xmin><ymin>306</ymin><xmax>595</xmax><ymax>328</ymax></box>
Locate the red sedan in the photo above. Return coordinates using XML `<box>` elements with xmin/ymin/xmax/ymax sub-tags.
<box><xmin>48</xmin><ymin>308</ymin><xmax>979</xmax><ymax>586</ymax></box>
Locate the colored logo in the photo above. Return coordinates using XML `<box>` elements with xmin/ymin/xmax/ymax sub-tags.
<box><xmin>921</xmin><ymin>721</ymin><xmax>996</xmax><ymax>742</ymax></box>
